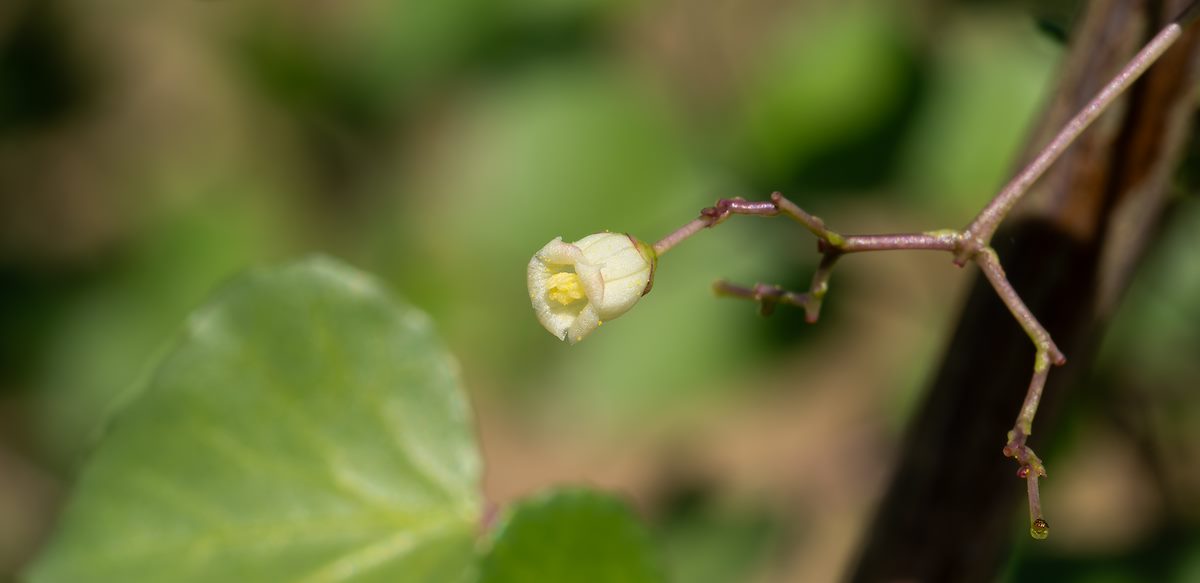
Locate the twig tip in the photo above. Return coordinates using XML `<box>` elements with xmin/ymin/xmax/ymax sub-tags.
<box><xmin>1031</xmin><ymin>518</ymin><xmax>1050</xmax><ymax>540</ymax></box>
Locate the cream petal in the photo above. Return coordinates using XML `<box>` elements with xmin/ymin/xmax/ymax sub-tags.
<box><xmin>540</xmin><ymin>300</ymin><xmax>586</xmax><ymax>340</ymax></box>
<box><xmin>536</xmin><ymin>237</ymin><xmax>586</xmax><ymax>265</ymax></box>
<box><xmin>597</xmin><ymin>245</ymin><xmax>650</xmax><ymax>280</ymax></box>
<box><xmin>528</xmin><ymin>232</ymin><xmax>655</xmax><ymax>343</ymax></box>
<box><xmin>575</xmin><ymin>233</ymin><xmax>652</xmax><ymax>319</ymax></box>
<box><xmin>566</xmin><ymin>303</ymin><xmax>601</xmax><ymax>345</ymax></box>
<box><xmin>528</xmin><ymin>238</ymin><xmax>588</xmax><ymax>341</ymax></box>
<box><xmin>574</xmin><ymin>260</ymin><xmax>605</xmax><ymax>306</ymax></box>
<box><xmin>574</xmin><ymin>232</ymin><xmax>630</xmax><ymax>260</ymax></box>
<box><xmin>594</xmin><ymin>268</ymin><xmax>650</xmax><ymax>319</ymax></box>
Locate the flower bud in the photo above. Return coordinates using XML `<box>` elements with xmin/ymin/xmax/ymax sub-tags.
<box><xmin>527</xmin><ymin>232</ymin><xmax>656</xmax><ymax>344</ymax></box>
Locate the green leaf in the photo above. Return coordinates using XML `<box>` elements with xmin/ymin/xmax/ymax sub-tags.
<box><xmin>26</xmin><ymin>256</ymin><xmax>481</xmax><ymax>583</ymax></box>
<box><xmin>478</xmin><ymin>489</ymin><xmax>664</xmax><ymax>583</ymax></box>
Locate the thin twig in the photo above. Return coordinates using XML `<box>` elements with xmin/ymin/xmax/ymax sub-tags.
<box><xmin>654</xmin><ymin>192</ymin><xmax>965</xmax><ymax>322</ymax></box>
<box><xmin>644</xmin><ymin>12</ymin><xmax>1195</xmax><ymax>539</ymax></box>
<box><xmin>841</xmin><ymin>232</ymin><xmax>959</xmax><ymax>253</ymax></box>
<box><xmin>974</xmin><ymin>249</ymin><xmax>1066</xmax><ymax>366</ymax></box>
<box><xmin>653</xmin><ymin>218</ymin><xmax>708</xmax><ymax>256</ymax></box>
<box><xmin>1027</xmin><ymin>473</ymin><xmax>1049</xmax><ymax>540</ymax></box>
<box><xmin>712</xmin><ymin>281</ymin><xmax>810</xmax><ymax>317</ymax></box>
<box><xmin>656</xmin><ymin>191</ymin><xmax>1069</xmax><ymax>537</ymax></box>
<box><xmin>958</xmin><ymin>22</ymin><xmax>1183</xmax><ymax>259</ymax></box>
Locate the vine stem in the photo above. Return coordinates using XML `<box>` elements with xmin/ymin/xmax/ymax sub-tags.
<box><xmin>650</xmin><ymin>11</ymin><xmax>1197</xmax><ymax>538</ymax></box>
<box><xmin>957</xmin><ymin>21</ymin><xmax>1184</xmax><ymax>261</ymax></box>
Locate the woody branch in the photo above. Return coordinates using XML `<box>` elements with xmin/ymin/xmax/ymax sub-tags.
<box><xmin>649</xmin><ymin>6</ymin><xmax>1197</xmax><ymax>538</ymax></box>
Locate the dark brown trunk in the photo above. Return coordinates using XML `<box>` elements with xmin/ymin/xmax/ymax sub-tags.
<box><xmin>848</xmin><ymin>1</ymin><xmax>1200</xmax><ymax>581</ymax></box>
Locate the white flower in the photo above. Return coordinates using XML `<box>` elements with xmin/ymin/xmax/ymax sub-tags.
<box><xmin>528</xmin><ymin>232</ymin><xmax>656</xmax><ymax>344</ymax></box>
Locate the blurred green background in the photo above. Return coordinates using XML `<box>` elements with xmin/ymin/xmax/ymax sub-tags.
<box><xmin>2</xmin><ymin>0</ymin><xmax>1199</xmax><ymax>580</ymax></box>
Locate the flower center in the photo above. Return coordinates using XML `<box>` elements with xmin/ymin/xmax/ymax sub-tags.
<box><xmin>547</xmin><ymin>272</ymin><xmax>586</xmax><ymax>305</ymax></box>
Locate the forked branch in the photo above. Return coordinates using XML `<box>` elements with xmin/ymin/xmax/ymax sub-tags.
<box><xmin>650</xmin><ymin>7</ymin><xmax>1200</xmax><ymax>539</ymax></box>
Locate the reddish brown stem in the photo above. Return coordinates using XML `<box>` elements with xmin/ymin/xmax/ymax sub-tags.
<box><xmin>958</xmin><ymin>22</ymin><xmax>1184</xmax><ymax>257</ymax></box>
<box><xmin>654</xmin><ymin>191</ymin><xmax>1068</xmax><ymax>539</ymax></box>
<box><xmin>645</xmin><ymin>10</ymin><xmax>1196</xmax><ymax>541</ymax></box>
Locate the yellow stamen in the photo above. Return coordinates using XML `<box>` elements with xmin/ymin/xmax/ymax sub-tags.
<box><xmin>547</xmin><ymin>272</ymin><xmax>586</xmax><ymax>305</ymax></box>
